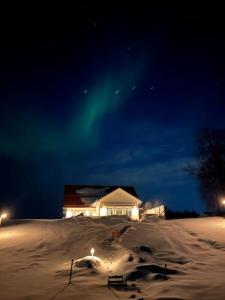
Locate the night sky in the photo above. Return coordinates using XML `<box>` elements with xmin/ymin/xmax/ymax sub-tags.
<box><xmin>1</xmin><ymin>4</ymin><xmax>225</xmax><ymax>218</ymax></box>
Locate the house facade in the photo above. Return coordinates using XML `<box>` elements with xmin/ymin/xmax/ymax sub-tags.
<box><xmin>63</xmin><ymin>185</ymin><xmax>142</xmax><ymax>220</ymax></box>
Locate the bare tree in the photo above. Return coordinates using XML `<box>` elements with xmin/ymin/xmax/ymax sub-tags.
<box><xmin>187</xmin><ymin>128</ymin><xmax>225</xmax><ymax>212</ymax></box>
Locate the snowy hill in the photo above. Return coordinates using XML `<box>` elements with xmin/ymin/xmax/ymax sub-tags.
<box><xmin>1</xmin><ymin>216</ymin><xmax>225</xmax><ymax>300</ymax></box>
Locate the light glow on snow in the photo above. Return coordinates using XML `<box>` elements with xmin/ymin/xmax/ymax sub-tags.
<box><xmin>1</xmin><ymin>232</ymin><xmax>11</xmax><ymax>239</ymax></box>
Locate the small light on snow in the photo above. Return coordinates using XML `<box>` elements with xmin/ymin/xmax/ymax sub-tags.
<box><xmin>90</xmin><ymin>248</ymin><xmax>95</xmax><ymax>256</ymax></box>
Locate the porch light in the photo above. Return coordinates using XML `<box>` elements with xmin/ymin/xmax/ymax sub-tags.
<box><xmin>131</xmin><ymin>206</ymin><xmax>139</xmax><ymax>220</ymax></box>
<box><xmin>100</xmin><ymin>206</ymin><xmax>107</xmax><ymax>216</ymax></box>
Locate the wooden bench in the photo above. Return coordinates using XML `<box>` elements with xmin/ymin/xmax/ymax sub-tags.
<box><xmin>108</xmin><ymin>275</ymin><xmax>127</xmax><ymax>287</ymax></box>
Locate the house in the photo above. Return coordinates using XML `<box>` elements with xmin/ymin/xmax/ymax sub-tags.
<box><xmin>63</xmin><ymin>185</ymin><xmax>142</xmax><ymax>220</ymax></box>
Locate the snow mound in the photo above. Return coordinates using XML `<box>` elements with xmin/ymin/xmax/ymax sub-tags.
<box><xmin>141</xmin><ymin>214</ymin><xmax>160</xmax><ymax>223</ymax></box>
<box><xmin>1</xmin><ymin>216</ymin><xmax>225</xmax><ymax>299</ymax></box>
<box><xmin>135</xmin><ymin>245</ymin><xmax>154</xmax><ymax>254</ymax></box>
<box><xmin>126</xmin><ymin>264</ymin><xmax>183</xmax><ymax>281</ymax></box>
<box><xmin>74</xmin><ymin>256</ymin><xmax>104</xmax><ymax>271</ymax></box>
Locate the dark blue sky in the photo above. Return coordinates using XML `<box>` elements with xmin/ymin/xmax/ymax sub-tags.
<box><xmin>1</xmin><ymin>4</ymin><xmax>225</xmax><ymax>217</ymax></box>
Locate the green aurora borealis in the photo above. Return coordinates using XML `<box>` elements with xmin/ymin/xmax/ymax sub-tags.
<box><xmin>1</xmin><ymin>61</ymin><xmax>145</xmax><ymax>158</ymax></box>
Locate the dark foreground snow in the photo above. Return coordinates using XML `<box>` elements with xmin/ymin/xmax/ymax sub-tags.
<box><xmin>1</xmin><ymin>216</ymin><xmax>225</xmax><ymax>299</ymax></box>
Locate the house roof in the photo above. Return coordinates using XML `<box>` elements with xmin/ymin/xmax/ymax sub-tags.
<box><xmin>63</xmin><ymin>185</ymin><xmax>139</xmax><ymax>207</ymax></box>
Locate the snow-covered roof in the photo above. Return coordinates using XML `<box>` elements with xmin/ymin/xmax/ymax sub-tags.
<box><xmin>63</xmin><ymin>185</ymin><xmax>139</xmax><ymax>207</ymax></box>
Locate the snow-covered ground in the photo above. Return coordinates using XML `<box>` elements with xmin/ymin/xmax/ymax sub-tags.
<box><xmin>1</xmin><ymin>216</ymin><xmax>225</xmax><ymax>300</ymax></box>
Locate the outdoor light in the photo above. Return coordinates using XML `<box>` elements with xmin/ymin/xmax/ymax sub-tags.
<box><xmin>90</xmin><ymin>248</ymin><xmax>95</xmax><ymax>256</ymax></box>
<box><xmin>66</xmin><ymin>210</ymin><xmax>73</xmax><ymax>218</ymax></box>
<box><xmin>131</xmin><ymin>206</ymin><xmax>139</xmax><ymax>220</ymax></box>
<box><xmin>0</xmin><ymin>213</ymin><xmax>7</xmax><ymax>226</ymax></box>
<box><xmin>100</xmin><ymin>206</ymin><xmax>107</xmax><ymax>216</ymax></box>
<box><xmin>221</xmin><ymin>199</ymin><xmax>225</xmax><ymax>206</ymax></box>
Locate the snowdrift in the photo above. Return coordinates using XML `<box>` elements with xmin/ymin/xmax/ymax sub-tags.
<box><xmin>1</xmin><ymin>216</ymin><xmax>225</xmax><ymax>299</ymax></box>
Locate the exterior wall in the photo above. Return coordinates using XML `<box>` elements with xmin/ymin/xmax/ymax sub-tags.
<box><xmin>144</xmin><ymin>205</ymin><xmax>165</xmax><ymax>218</ymax></box>
<box><xmin>96</xmin><ymin>188</ymin><xmax>141</xmax><ymax>220</ymax></box>
<box><xmin>105</xmin><ymin>206</ymin><xmax>132</xmax><ymax>217</ymax></box>
<box><xmin>63</xmin><ymin>207</ymin><xmax>96</xmax><ymax>218</ymax></box>
<box><xmin>99</xmin><ymin>206</ymin><xmax>139</xmax><ymax>220</ymax></box>
<box><xmin>63</xmin><ymin>205</ymin><xmax>140</xmax><ymax>220</ymax></box>
<box><xmin>97</xmin><ymin>188</ymin><xmax>141</xmax><ymax>207</ymax></box>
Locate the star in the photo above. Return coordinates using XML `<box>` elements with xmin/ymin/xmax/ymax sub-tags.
<box><xmin>131</xmin><ymin>85</ymin><xmax>136</xmax><ymax>90</ymax></box>
<box><xmin>83</xmin><ymin>89</ymin><xmax>88</xmax><ymax>94</ymax></box>
<box><xmin>114</xmin><ymin>90</ymin><xmax>120</xmax><ymax>94</ymax></box>
<box><xmin>150</xmin><ymin>85</ymin><xmax>155</xmax><ymax>90</ymax></box>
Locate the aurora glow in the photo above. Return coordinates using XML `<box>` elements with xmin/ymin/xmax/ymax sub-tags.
<box><xmin>70</xmin><ymin>62</ymin><xmax>146</xmax><ymax>150</ymax></box>
<box><xmin>0</xmin><ymin>61</ymin><xmax>146</xmax><ymax>158</ymax></box>
<box><xmin>1</xmin><ymin>8</ymin><xmax>224</xmax><ymax>218</ymax></box>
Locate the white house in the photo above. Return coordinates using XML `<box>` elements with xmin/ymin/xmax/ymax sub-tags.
<box><xmin>63</xmin><ymin>185</ymin><xmax>142</xmax><ymax>220</ymax></box>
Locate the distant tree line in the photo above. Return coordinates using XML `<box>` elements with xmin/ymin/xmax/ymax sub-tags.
<box><xmin>165</xmin><ymin>207</ymin><xmax>199</xmax><ymax>219</ymax></box>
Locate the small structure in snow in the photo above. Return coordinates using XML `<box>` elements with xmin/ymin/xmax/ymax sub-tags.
<box><xmin>143</xmin><ymin>205</ymin><xmax>165</xmax><ymax>218</ymax></box>
<box><xmin>108</xmin><ymin>275</ymin><xmax>127</xmax><ymax>287</ymax></box>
